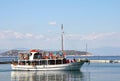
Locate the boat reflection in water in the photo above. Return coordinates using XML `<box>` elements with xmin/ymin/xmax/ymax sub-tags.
<box><xmin>11</xmin><ymin>71</ymin><xmax>86</xmax><ymax>81</ymax></box>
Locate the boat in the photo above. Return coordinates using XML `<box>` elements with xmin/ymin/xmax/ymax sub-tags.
<box><xmin>11</xmin><ymin>24</ymin><xmax>88</xmax><ymax>71</ymax></box>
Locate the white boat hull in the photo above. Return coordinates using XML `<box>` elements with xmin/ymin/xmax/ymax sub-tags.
<box><xmin>11</xmin><ymin>61</ymin><xmax>84</xmax><ymax>71</ymax></box>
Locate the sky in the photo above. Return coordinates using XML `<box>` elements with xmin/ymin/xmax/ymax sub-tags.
<box><xmin>0</xmin><ymin>0</ymin><xmax>120</xmax><ymax>53</ymax></box>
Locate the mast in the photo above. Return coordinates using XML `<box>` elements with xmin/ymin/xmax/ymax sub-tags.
<box><xmin>86</xmin><ymin>43</ymin><xmax>87</xmax><ymax>52</ymax></box>
<box><xmin>85</xmin><ymin>43</ymin><xmax>88</xmax><ymax>56</ymax></box>
<box><xmin>61</xmin><ymin>24</ymin><xmax>64</xmax><ymax>54</ymax></box>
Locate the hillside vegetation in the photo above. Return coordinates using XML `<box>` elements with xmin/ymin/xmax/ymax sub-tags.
<box><xmin>0</xmin><ymin>49</ymin><xmax>92</xmax><ymax>57</ymax></box>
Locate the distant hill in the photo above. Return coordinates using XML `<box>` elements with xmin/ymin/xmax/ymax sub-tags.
<box><xmin>0</xmin><ymin>49</ymin><xmax>8</xmax><ymax>53</ymax></box>
<box><xmin>64</xmin><ymin>50</ymin><xmax>92</xmax><ymax>56</ymax></box>
<box><xmin>0</xmin><ymin>50</ymin><xmax>29</xmax><ymax>57</ymax></box>
<box><xmin>1</xmin><ymin>47</ymin><xmax>120</xmax><ymax>56</ymax></box>
<box><xmin>0</xmin><ymin>49</ymin><xmax>92</xmax><ymax>57</ymax></box>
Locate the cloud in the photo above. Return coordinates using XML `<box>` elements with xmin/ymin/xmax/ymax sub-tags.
<box><xmin>25</xmin><ymin>33</ymin><xmax>33</xmax><ymax>38</ymax></box>
<box><xmin>0</xmin><ymin>32</ymin><xmax>5</xmax><ymax>39</ymax></box>
<box><xmin>65</xmin><ymin>32</ymin><xmax>117</xmax><ymax>41</ymax></box>
<box><xmin>35</xmin><ymin>35</ymin><xmax>44</xmax><ymax>39</ymax></box>
<box><xmin>0</xmin><ymin>31</ymin><xmax>44</xmax><ymax>39</ymax></box>
<box><xmin>0</xmin><ymin>30</ymin><xmax>119</xmax><ymax>49</ymax></box>
<box><xmin>0</xmin><ymin>30</ymin><xmax>118</xmax><ymax>41</ymax></box>
<box><xmin>13</xmin><ymin>32</ymin><xmax>24</xmax><ymax>39</ymax></box>
<box><xmin>49</xmin><ymin>21</ymin><xmax>56</xmax><ymax>25</ymax></box>
<box><xmin>84</xmin><ymin>32</ymin><xmax>116</xmax><ymax>40</ymax></box>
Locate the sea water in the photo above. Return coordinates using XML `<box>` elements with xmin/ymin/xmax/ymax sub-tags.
<box><xmin>0</xmin><ymin>63</ymin><xmax>120</xmax><ymax>81</ymax></box>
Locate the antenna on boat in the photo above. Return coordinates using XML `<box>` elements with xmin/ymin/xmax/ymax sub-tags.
<box><xmin>61</xmin><ymin>24</ymin><xmax>64</xmax><ymax>55</ymax></box>
<box><xmin>86</xmin><ymin>43</ymin><xmax>88</xmax><ymax>53</ymax></box>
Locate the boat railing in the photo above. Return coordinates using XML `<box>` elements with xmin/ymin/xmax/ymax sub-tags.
<box><xmin>12</xmin><ymin>57</ymin><xmax>83</xmax><ymax>66</ymax></box>
<box><xmin>16</xmin><ymin>58</ymin><xmax>69</xmax><ymax>66</ymax></box>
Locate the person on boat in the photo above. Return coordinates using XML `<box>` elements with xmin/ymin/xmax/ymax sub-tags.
<box><xmin>63</xmin><ymin>58</ymin><xmax>67</xmax><ymax>64</ymax></box>
<box><xmin>73</xmin><ymin>58</ymin><xmax>77</xmax><ymax>62</ymax></box>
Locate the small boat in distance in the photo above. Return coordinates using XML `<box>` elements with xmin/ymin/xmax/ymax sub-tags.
<box><xmin>11</xmin><ymin>24</ymin><xmax>88</xmax><ymax>71</ymax></box>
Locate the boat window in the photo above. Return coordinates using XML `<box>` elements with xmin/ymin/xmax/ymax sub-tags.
<box><xmin>40</xmin><ymin>60</ymin><xmax>47</xmax><ymax>65</ymax></box>
<box><xmin>34</xmin><ymin>52</ymin><xmax>41</xmax><ymax>59</ymax></box>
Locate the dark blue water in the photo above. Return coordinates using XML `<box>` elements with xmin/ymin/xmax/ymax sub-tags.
<box><xmin>0</xmin><ymin>63</ymin><xmax>120</xmax><ymax>81</ymax></box>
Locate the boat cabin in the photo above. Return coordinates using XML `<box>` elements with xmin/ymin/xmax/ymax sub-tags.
<box><xmin>16</xmin><ymin>49</ymin><xmax>70</xmax><ymax>66</ymax></box>
<box><xmin>29</xmin><ymin>49</ymin><xmax>42</xmax><ymax>60</ymax></box>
